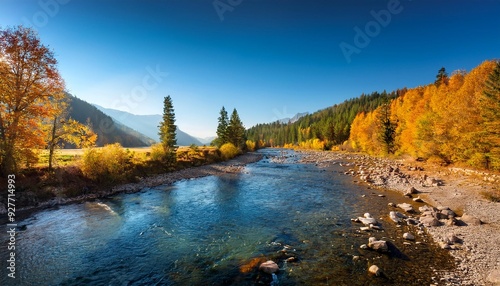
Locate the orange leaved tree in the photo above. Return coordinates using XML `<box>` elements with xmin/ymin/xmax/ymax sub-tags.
<box><xmin>0</xmin><ymin>26</ymin><xmax>65</xmax><ymax>175</ymax></box>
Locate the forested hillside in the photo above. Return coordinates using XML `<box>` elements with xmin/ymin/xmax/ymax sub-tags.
<box><xmin>246</xmin><ymin>89</ymin><xmax>406</xmax><ymax>148</ymax></box>
<box><xmin>247</xmin><ymin>60</ymin><xmax>500</xmax><ymax>171</ymax></box>
<box><xmin>350</xmin><ymin>60</ymin><xmax>500</xmax><ymax>170</ymax></box>
<box><xmin>67</xmin><ymin>94</ymin><xmax>149</xmax><ymax>147</ymax></box>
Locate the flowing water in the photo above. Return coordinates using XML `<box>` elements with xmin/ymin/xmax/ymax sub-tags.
<box><xmin>1</xmin><ymin>149</ymin><xmax>454</xmax><ymax>285</ymax></box>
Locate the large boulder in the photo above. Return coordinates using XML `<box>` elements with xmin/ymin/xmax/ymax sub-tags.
<box><xmin>259</xmin><ymin>260</ymin><xmax>279</xmax><ymax>274</ymax></box>
<box><xmin>460</xmin><ymin>213</ymin><xmax>482</xmax><ymax>226</ymax></box>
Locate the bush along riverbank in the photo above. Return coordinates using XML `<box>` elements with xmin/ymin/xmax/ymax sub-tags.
<box><xmin>298</xmin><ymin>150</ymin><xmax>500</xmax><ymax>285</ymax></box>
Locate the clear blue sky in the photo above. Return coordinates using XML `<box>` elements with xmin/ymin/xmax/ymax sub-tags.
<box><xmin>1</xmin><ymin>0</ymin><xmax>499</xmax><ymax>138</ymax></box>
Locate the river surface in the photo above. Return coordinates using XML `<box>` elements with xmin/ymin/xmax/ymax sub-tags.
<box><xmin>1</xmin><ymin>149</ymin><xmax>453</xmax><ymax>285</ymax></box>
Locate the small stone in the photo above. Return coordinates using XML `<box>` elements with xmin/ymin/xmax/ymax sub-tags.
<box><xmin>388</xmin><ymin>202</ymin><xmax>396</xmax><ymax>207</ymax></box>
<box><xmin>360</xmin><ymin>244</ymin><xmax>368</xmax><ymax>249</ymax></box>
<box><xmin>413</xmin><ymin>196</ymin><xmax>424</xmax><ymax>203</ymax></box>
<box><xmin>378</xmin><ymin>194</ymin><xmax>385</xmax><ymax>197</ymax></box>
<box><xmin>369</xmin><ymin>265</ymin><xmax>382</xmax><ymax>276</ymax></box>
<box><xmin>352</xmin><ymin>255</ymin><xmax>360</xmax><ymax>262</ymax></box>
<box><xmin>364</xmin><ymin>213</ymin><xmax>373</xmax><ymax>218</ymax></box>
<box><xmin>420</xmin><ymin>216</ymin><xmax>441</xmax><ymax>227</ymax></box>
<box><xmin>368</xmin><ymin>237</ymin><xmax>389</xmax><ymax>253</ymax></box>
<box><xmin>358</xmin><ymin>217</ymin><xmax>378</xmax><ymax>225</ymax></box>
<box><xmin>439</xmin><ymin>242</ymin><xmax>451</xmax><ymax>250</ymax></box>
<box><xmin>360</xmin><ymin>226</ymin><xmax>371</xmax><ymax>231</ymax></box>
<box><xmin>403</xmin><ymin>232</ymin><xmax>415</xmax><ymax>240</ymax></box>
<box><xmin>397</xmin><ymin>203</ymin><xmax>414</xmax><ymax>213</ymax></box>
<box><xmin>259</xmin><ymin>260</ymin><xmax>279</xmax><ymax>274</ymax></box>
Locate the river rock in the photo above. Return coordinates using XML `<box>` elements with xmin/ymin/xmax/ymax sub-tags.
<box><xmin>405</xmin><ymin>186</ymin><xmax>418</xmax><ymax>195</ymax></box>
<box><xmin>358</xmin><ymin>217</ymin><xmax>378</xmax><ymax>225</ymax></box>
<box><xmin>420</xmin><ymin>216</ymin><xmax>441</xmax><ymax>227</ymax></box>
<box><xmin>441</xmin><ymin>209</ymin><xmax>456</xmax><ymax>218</ymax></box>
<box><xmin>368</xmin><ymin>237</ymin><xmax>388</xmax><ymax>253</ymax></box>
<box><xmin>412</xmin><ymin>196</ymin><xmax>424</xmax><ymax>203</ymax></box>
<box><xmin>259</xmin><ymin>260</ymin><xmax>279</xmax><ymax>274</ymax></box>
<box><xmin>403</xmin><ymin>232</ymin><xmax>415</xmax><ymax>240</ymax></box>
<box><xmin>460</xmin><ymin>213</ymin><xmax>482</xmax><ymax>226</ymax></box>
<box><xmin>397</xmin><ymin>203</ymin><xmax>414</xmax><ymax>213</ymax></box>
<box><xmin>369</xmin><ymin>265</ymin><xmax>382</xmax><ymax>276</ymax></box>
<box><xmin>389</xmin><ymin>211</ymin><xmax>406</xmax><ymax>223</ymax></box>
<box><xmin>446</xmin><ymin>233</ymin><xmax>461</xmax><ymax>244</ymax></box>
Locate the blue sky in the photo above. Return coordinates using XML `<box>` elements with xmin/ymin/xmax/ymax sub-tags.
<box><xmin>1</xmin><ymin>0</ymin><xmax>499</xmax><ymax>138</ymax></box>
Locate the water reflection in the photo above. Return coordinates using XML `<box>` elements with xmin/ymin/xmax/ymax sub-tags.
<box><xmin>0</xmin><ymin>149</ymin><xmax>454</xmax><ymax>285</ymax></box>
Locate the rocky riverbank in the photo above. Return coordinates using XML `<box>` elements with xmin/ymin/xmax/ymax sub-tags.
<box><xmin>298</xmin><ymin>150</ymin><xmax>500</xmax><ymax>286</ymax></box>
<box><xmin>0</xmin><ymin>152</ymin><xmax>263</xmax><ymax>216</ymax></box>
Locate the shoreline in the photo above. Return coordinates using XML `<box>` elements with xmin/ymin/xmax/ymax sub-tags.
<box><xmin>297</xmin><ymin>149</ymin><xmax>500</xmax><ymax>286</ymax></box>
<box><xmin>1</xmin><ymin>152</ymin><xmax>263</xmax><ymax>217</ymax></box>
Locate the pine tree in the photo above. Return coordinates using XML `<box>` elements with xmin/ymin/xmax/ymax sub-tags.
<box><xmin>158</xmin><ymin>95</ymin><xmax>177</xmax><ymax>165</ymax></box>
<box><xmin>227</xmin><ymin>108</ymin><xmax>246</xmax><ymax>149</ymax></box>
<box><xmin>216</xmin><ymin>106</ymin><xmax>229</xmax><ymax>147</ymax></box>
<box><xmin>435</xmin><ymin>67</ymin><xmax>448</xmax><ymax>87</ymax></box>
<box><xmin>377</xmin><ymin>100</ymin><xmax>396</xmax><ymax>154</ymax></box>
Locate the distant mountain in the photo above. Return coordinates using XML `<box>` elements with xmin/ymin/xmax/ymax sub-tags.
<box><xmin>93</xmin><ymin>105</ymin><xmax>203</xmax><ymax>146</ymax></box>
<box><xmin>66</xmin><ymin>93</ymin><xmax>149</xmax><ymax>147</ymax></box>
<box><xmin>278</xmin><ymin>112</ymin><xmax>309</xmax><ymax>124</ymax></box>
<box><xmin>196</xmin><ymin>136</ymin><xmax>216</xmax><ymax>145</ymax></box>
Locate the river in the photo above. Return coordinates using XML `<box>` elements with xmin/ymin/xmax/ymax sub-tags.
<box><xmin>1</xmin><ymin>149</ymin><xmax>454</xmax><ymax>285</ymax></box>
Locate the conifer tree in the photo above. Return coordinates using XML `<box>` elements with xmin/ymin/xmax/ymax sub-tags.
<box><xmin>435</xmin><ymin>67</ymin><xmax>448</xmax><ymax>87</ymax></box>
<box><xmin>158</xmin><ymin>95</ymin><xmax>177</xmax><ymax>165</ymax></box>
<box><xmin>216</xmin><ymin>106</ymin><xmax>229</xmax><ymax>147</ymax></box>
<box><xmin>228</xmin><ymin>108</ymin><xmax>245</xmax><ymax>149</ymax></box>
<box><xmin>377</xmin><ymin>97</ymin><xmax>396</xmax><ymax>154</ymax></box>
<box><xmin>480</xmin><ymin>60</ymin><xmax>500</xmax><ymax>169</ymax></box>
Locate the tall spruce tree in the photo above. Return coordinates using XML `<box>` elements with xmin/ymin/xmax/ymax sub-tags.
<box><xmin>216</xmin><ymin>106</ymin><xmax>229</xmax><ymax>147</ymax></box>
<box><xmin>228</xmin><ymin>108</ymin><xmax>245</xmax><ymax>149</ymax></box>
<box><xmin>377</xmin><ymin>94</ymin><xmax>396</xmax><ymax>154</ymax></box>
<box><xmin>158</xmin><ymin>95</ymin><xmax>177</xmax><ymax>165</ymax></box>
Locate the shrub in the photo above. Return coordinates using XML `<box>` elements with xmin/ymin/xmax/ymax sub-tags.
<box><xmin>81</xmin><ymin>143</ymin><xmax>131</xmax><ymax>184</ymax></box>
<box><xmin>245</xmin><ymin>140</ymin><xmax>256</xmax><ymax>151</ymax></box>
<box><xmin>219</xmin><ymin>143</ymin><xmax>239</xmax><ymax>160</ymax></box>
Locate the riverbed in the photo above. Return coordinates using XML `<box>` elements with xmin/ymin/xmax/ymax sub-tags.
<box><xmin>0</xmin><ymin>149</ymin><xmax>454</xmax><ymax>285</ymax></box>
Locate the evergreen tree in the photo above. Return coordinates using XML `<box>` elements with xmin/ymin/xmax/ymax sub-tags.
<box><xmin>216</xmin><ymin>106</ymin><xmax>229</xmax><ymax>147</ymax></box>
<box><xmin>480</xmin><ymin>60</ymin><xmax>500</xmax><ymax>169</ymax></box>
<box><xmin>377</xmin><ymin>99</ymin><xmax>396</xmax><ymax>154</ymax></box>
<box><xmin>158</xmin><ymin>95</ymin><xmax>177</xmax><ymax>165</ymax></box>
<box><xmin>435</xmin><ymin>67</ymin><xmax>448</xmax><ymax>87</ymax></box>
<box><xmin>227</xmin><ymin>108</ymin><xmax>246</xmax><ymax>149</ymax></box>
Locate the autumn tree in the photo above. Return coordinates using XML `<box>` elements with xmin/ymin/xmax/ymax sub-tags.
<box><xmin>45</xmin><ymin>96</ymin><xmax>97</xmax><ymax>171</ymax></box>
<box><xmin>158</xmin><ymin>95</ymin><xmax>177</xmax><ymax>165</ymax></box>
<box><xmin>480</xmin><ymin>60</ymin><xmax>500</xmax><ymax>169</ymax></box>
<box><xmin>0</xmin><ymin>26</ymin><xmax>65</xmax><ymax>175</ymax></box>
<box><xmin>215</xmin><ymin>106</ymin><xmax>229</xmax><ymax>147</ymax></box>
<box><xmin>227</xmin><ymin>108</ymin><xmax>245</xmax><ymax>149</ymax></box>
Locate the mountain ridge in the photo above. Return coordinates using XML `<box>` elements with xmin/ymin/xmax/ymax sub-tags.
<box><xmin>93</xmin><ymin>105</ymin><xmax>204</xmax><ymax>146</ymax></box>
